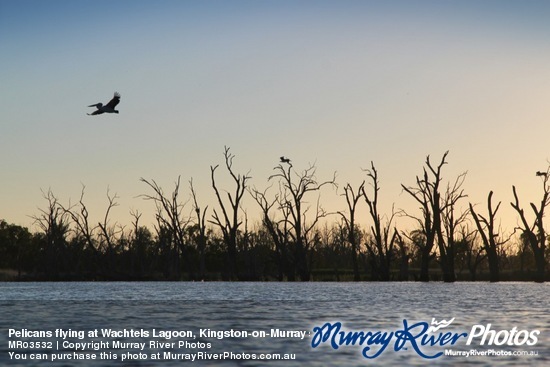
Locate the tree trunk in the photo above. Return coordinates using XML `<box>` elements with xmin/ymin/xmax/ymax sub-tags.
<box><xmin>487</xmin><ymin>250</ymin><xmax>499</xmax><ymax>282</ymax></box>
<box><xmin>419</xmin><ymin>249</ymin><xmax>431</xmax><ymax>282</ymax></box>
<box><xmin>440</xmin><ymin>252</ymin><xmax>456</xmax><ymax>282</ymax></box>
<box><xmin>533</xmin><ymin>247</ymin><xmax>545</xmax><ymax>283</ymax></box>
<box><xmin>295</xmin><ymin>242</ymin><xmax>310</xmax><ymax>281</ymax></box>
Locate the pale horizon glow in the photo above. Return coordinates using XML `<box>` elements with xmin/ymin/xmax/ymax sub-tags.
<box><xmin>1</xmin><ymin>0</ymin><xmax>549</xmax><ymax>236</ymax></box>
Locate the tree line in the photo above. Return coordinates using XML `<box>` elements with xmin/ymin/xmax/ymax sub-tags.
<box><xmin>0</xmin><ymin>148</ymin><xmax>548</xmax><ymax>282</ymax></box>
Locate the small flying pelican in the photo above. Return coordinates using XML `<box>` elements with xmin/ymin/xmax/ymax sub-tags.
<box><xmin>280</xmin><ymin>156</ymin><xmax>291</xmax><ymax>164</ymax></box>
<box><xmin>87</xmin><ymin>92</ymin><xmax>121</xmax><ymax>115</ymax></box>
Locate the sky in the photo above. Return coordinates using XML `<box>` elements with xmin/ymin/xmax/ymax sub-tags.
<box><xmin>1</xmin><ymin>0</ymin><xmax>550</xmax><ymax>234</ymax></box>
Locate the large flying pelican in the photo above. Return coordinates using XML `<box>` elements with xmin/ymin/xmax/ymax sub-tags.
<box><xmin>87</xmin><ymin>92</ymin><xmax>121</xmax><ymax>115</ymax></box>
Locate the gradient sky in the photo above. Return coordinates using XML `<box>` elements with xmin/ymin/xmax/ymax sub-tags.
<box><xmin>1</xmin><ymin>0</ymin><xmax>549</xmax><ymax>233</ymax></box>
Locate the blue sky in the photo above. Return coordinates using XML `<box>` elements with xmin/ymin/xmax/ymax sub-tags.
<box><xmin>1</xmin><ymin>0</ymin><xmax>550</xmax><ymax>232</ymax></box>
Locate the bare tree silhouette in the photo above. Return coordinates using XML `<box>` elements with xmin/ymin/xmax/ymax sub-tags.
<box><xmin>128</xmin><ymin>209</ymin><xmax>154</xmax><ymax>278</ymax></box>
<box><xmin>61</xmin><ymin>185</ymin><xmax>99</xmax><ymax>255</ymax></box>
<box><xmin>32</xmin><ymin>189</ymin><xmax>70</xmax><ymax>278</ymax></box>
<box><xmin>9</xmin><ymin>146</ymin><xmax>550</xmax><ymax>282</ymax></box>
<box><xmin>190</xmin><ymin>178</ymin><xmax>208</xmax><ymax>280</ymax></box>
<box><xmin>362</xmin><ymin>162</ymin><xmax>398</xmax><ymax>281</ymax></box>
<box><xmin>140</xmin><ymin>176</ymin><xmax>191</xmax><ymax>279</ymax></box>
<box><xmin>337</xmin><ymin>180</ymin><xmax>365</xmax><ymax>281</ymax></box>
<box><xmin>402</xmin><ymin>152</ymin><xmax>468</xmax><ymax>282</ymax></box>
<box><xmin>210</xmin><ymin>146</ymin><xmax>250</xmax><ymax>280</ymax></box>
<box><xmin>456</xmin><ymin>227</ymin><xmax>485</xmax><ymax>281</ymax></box>
<box><xmin>439</xmin><ymin>172</ymin><xmax>468</xmax><ymax>282</ymax></box>
<box><xmin>470</xmin><ymin>191</ymin><xmax>511</xmax><ymax>282</ymax></box>
<box><xmin>402</xmin><ymin>152</ymin><xmax>448</xmax><ymax>282</ymax></box>
<box><xmin>510</xmin><ymin>166</ymin><xmax>550</xmax><ymax>283</ymax></box>
<box><xmin>97</xmin><ymin>188</ymin><xmax>123</xmax><ymax>275</ymax></box>
<box><xmin>269</xmin><ymin>160</ymin><xmax>336</xmax><ymax>281</ymax></box>
<box><xmin>250</xmin><ymin>185</ymin><xmax>294</xmax><ymax>280</ymax></box>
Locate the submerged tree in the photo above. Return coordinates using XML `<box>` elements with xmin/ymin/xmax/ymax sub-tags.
<box><xmin>190</xmin><ymin>178</ymin><xmax>208</xmax><ymax>280</ymax></box>
<box><xmin>128</xmin><ymin>210</ymin><xmax>154</xmax><ymax>278</ymax></box>
<box><xmin>439</xmin><ymin>171</ymin><xmax>468</xmax><ymax>282</ymax></box>
<box><xmin>269</xmin><ymin>161</ymin><xmax>336</xmax><ymax>281</ymax></box>
<box><xmin>96</xmin><ymin>189</ymin><xmax>124</xmax><ymax>275</ymax></box>
<box><xmin>32</xmin><ymin>189</ymin><xmax>70</xmax><ymax>278</ymax></box>
<box><xmin>470</xmin><ymin>191</ymin><xmax>510</xmax><ymax>282</ymax></box>
<box><xmin>61</xmin><ymin>185</ymin><xmax>99</xmax><ymax>256</ymax></box>
<box><xmin>9</xmin><ymin>146</ymin><xmax>550</xmax><ymax>282</ymax></box>
<box><xmin>250</xmin><ymin>184</ymin><xmax>294</xmax><ymax>280</ymax></box>
<box><xmin>454</xmin><ymin>227</ymin><xmax>483</xmax><ymax>281</ymax></box>
<box><xmin>140</xmin><ymin>176</ymin><xmax>192</xmax><ymax>279</ymax></box>
<box><xmin>337</xmin><ymin>180</ymin><xmax>364</xmax><ymax>281</ymax></box>
<box><xmin>510</xmin><ymin>166</ymin><xmax>550</xmax><ymax>283</ymax></box>
<box><xmin>210</xmin><ymin>146</ymin><xmax>250</xmax><ymax>280</ymax></box>
<box><xmin>395</xmin><ymin>232</ymin><xmax>410</xmax><ymax>281</ymax></box>
<box><xmin>362</xmin><ymin>162</ymin><xmax>398</xmax><ymax>281</ymax></box>
<box><xmin>401</xmin><ymin>152</ymin><xmax>448</xmax><ymax>282</ymax></box>
<box><xmin>401</xmin><ymin>151</ymin><xmax>467</xmax><ymax>282</ymax></box>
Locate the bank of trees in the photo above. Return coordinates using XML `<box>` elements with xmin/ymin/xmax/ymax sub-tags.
<box><xmin>0</xmin><ymin>149</ymin><xmax>548</xmax><ymax>282</ymax></box>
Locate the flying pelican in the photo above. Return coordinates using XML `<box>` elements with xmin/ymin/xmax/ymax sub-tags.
<box><xmin>87</xmin><ymin>92</ymin><xmax>121</xmax><ymax>115</ymax></box>
<box><xmin>280</xmin><ymin>156</ymin><xmax>291</xmax><ymax>164</ymax></box>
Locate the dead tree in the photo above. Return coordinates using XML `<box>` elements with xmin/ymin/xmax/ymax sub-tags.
<box><xmin>453</xmin><ymin>226</ymin><xmax>483</xmax><ymax>280</ymax></box>
<box><xmin>129</xmin><ymin>209</ymin><xmax>152</xmax><ymax>278</ymax></box>
<box><xmin>250</xmin><ymin>185</ymin><xmax>293</xmax><ymax>280</ymax></box>
<box><xmin>61</xmin><ymin>185</ymin><xmax>99</xmax><ymax>255</ymax></box>
<box><xmin>439</xmin><ymin>172</ymin><xmax>468</xmax><ymax>282</ymax></box>
<box><xmin>362</xmin><ymin>162</ymin><xmax>398</xmax><ymax>281</ymax></box>
<box><xmin>140</xmin><ymin>176</ymin><xmax>191</xmax><ymax>279</ymax></box>
<box><xmin>395</xmin><ymin>232</ymin><xmax>410</xmax><ymax>281</ymax></box>
<box><xmin>96</xmin><ymin>188</ymin><xmax>123</xmax><ymax>276</ymax></box>
<box><xmin>510</xmin><ymin>167</ymin><xmax>550</xmax><ymax>282</ymax></box>
<box><xmin>210</xmin><ymin>147</ymin><xmax>250</xmax><ymax>280</ymax></box>
<box><xmin>469</xmin><ymin>191</ymin><xmax>510</xmax><ymax>282</ymax></box>
<box><xmin>337</xmin><ymin>180</ymin><xmax>365</xmax><ymax>281</ymax></box>
<box><xmin>402</xmin><ymin>151</ymin><xmax>448</xmax><ymax>282</ymax></box>
<box><xmin>190</xmin><ymin>178</ymin><xmax>208</xmax><ymax>280</ymax></box>
<box><xmin>59</xmin><ymin>185</ymin><xmax>101</xmax><ymax>274</ymax></box>
<box><xmin>269</xmin><ymin>161</ymin><xmax>336</xmax><ymax>281</ymax></box>
<box><xmin>32</xmin><ymin>189</ymin><xmax>70</xmax><ymax>278</ymax></box>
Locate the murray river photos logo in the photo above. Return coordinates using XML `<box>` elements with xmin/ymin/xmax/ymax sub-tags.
<box><xmin>311</xmin><ymin>318</ymin><xmax>540</xmax><ymax>359</ymax></box>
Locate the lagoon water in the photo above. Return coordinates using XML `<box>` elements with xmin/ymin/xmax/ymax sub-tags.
<box><xmin>0</xmin><ymin>282</ymin><xmax>548</xmax><ymax>366</ymax></box>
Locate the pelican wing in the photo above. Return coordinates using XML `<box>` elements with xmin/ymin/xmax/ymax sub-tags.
<box><xmin>105</xmin><ymin>92</ymin><xmax>121</xmax><ymax>109</ymax></box>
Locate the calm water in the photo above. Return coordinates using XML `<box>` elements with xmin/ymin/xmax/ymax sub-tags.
<box><xmin>0</xmin><ymin>282</ymin><xmax>548</xmax><ymax>366</ymax></box>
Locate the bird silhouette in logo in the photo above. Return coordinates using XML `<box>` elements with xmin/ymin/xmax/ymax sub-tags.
<box><xmin>427</xmin><ymin>318</ymin><xmax>455</xmax><ymax>333</ymax></box>
<box><xmin>88</xmin><ymin>92</ymin><xmax>121</xmax><ymax>115</ymax></box>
